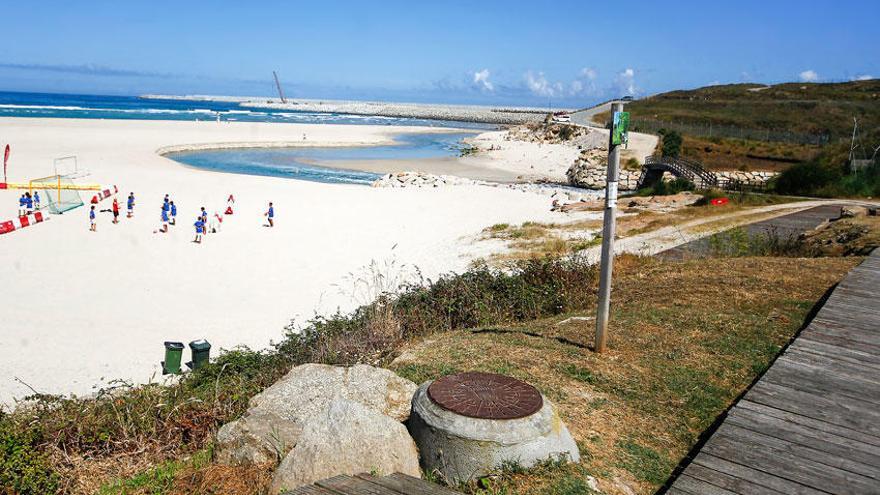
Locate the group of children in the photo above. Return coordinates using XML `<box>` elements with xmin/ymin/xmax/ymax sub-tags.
<box><xmin>87</xmin><ymin>192</ymin><xmax>274</xmax><ymax>242</ymax></box>
<box><xmin>17</xmin><ymin>191</ymin><xmax>40</xmax><ymax>216</ymax></box>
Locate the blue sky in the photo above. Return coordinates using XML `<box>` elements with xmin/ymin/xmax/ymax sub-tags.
<box><xmin>0</xmin><ymin>0</ymin><xmax>877</xmax><ymax>106</ymax></box>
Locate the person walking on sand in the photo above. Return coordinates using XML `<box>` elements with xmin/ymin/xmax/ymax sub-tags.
<box><xmin>264</xmin><ymin>202</ymin><xmax>274</xmax><ymax>227</ymax></box>
<box><xmin>18</xmin><ymin>194</ymin><xmax>26</xmax><ymax>217</ymax></box>
<box><xmin>24</xmin><ymin>192</ymin><xmax>33</xmax><ymax>215</ymax></box>
<box><xmin>194</xmin><ymin>216</ymin><xmax>205</xmax><ymax>243</ymax></box>
<box><xmin>170</xmin><ymin>201</ymin><xmax>177</xmax><ymax>225</ymax></box>
<box><xmin>159</xmin><ymin>207</ymin><xmax>169</xmax><ymax>233</ymax></box>
<box><xmin>89</xmin><ymin>205</ymin><xmax>96</xmax><ymax>231</ymax></box>
<box><xmin>33</xmin><ymin>191</ymin><xmax>40</xmax><ymax>210</ymax></box>
<box><xmin>199</xmin><ymin>207</ymin><xmax>208</xmax><ymax>234</ymax></box>
<box><xmin>127</xmin><ymin>192</ymin><xmax>135</xmax><ymax>218</ymax></box>
<box><xmin>112</xmin><ymin>197</ymin><xmax>120</xmax><ymax>224</ymax></box>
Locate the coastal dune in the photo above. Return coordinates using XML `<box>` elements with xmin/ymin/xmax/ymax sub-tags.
<box><xmin>0</xmin><ymin>118</ymin><xmax>580</xmax><ymax>404</ymax></box>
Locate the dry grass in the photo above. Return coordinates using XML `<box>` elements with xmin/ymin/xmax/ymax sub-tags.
<box><xmin>391</xmin><ymin>256</ymin><xmax>858</xmax><ymax>494</ymax></box>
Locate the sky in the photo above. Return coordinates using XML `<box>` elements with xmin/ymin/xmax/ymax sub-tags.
<box><xmin>0</xmin><ymin>0</ymin><xmax>877</xmax><ymax>107</ymax></box>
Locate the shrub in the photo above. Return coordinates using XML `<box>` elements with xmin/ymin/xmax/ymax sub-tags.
<box><xmin>0</xmin><ymin>425</ymin><xmax>59</xmax><ymax>495</ymax></box>
<box><xmin>661</xmin><ymin>130</ymin><xmax>682</xmax><ymax>158</ymax></box>
<box><xmin>636</xmin><ymin>177</ymin><xmax>694</xmax><ymax>196</ymax></box>
<box><xmin>773</xmin><ymin>161</ymin><xmax>841</xmax><ymax>195</ymax></box>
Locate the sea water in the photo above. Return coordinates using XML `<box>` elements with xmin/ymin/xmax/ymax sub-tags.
<box><xmin>0</xmin><ymin>91</ymin><xmax>492</xmax><ymax>129</ymax></box>
<box><xmin>166</xmin><ymin>133</ymin><xmax>476</xmax><ymax>185</ymax></box>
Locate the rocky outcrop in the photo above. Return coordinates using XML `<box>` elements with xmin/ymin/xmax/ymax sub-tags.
<box><xmin>567</xmin><ymin>150</ymin><xmax>641</xmax><ymax>190</ymax></box>
<box><xmin>372</xmin><ymin>172</ymin><xmax>600</xmax><ymax>204</ymax></box>
<box><xmin>215</xmin><ymin>364</ymin><xmax>417</xmax><ymax>466</ymax></box>
<box><xmin>407</xmin><ymin>382</ymin><xmax>580</xmax><ymax>483</ymax></box>
<box><xmin>716</xmin><ymin>170</ymin><xmax>777</xmax><ymax>187</ymax></box>
<box><xmin>270</xmin><ymin>397</ymin><xmax>421</xmax><ymax>493</ymax></box>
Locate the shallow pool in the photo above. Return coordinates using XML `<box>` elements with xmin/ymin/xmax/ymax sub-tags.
<box><xmin>166</xmin><ymin>132</ymin><xmax>475</xmax><ymax>185</ymax></box>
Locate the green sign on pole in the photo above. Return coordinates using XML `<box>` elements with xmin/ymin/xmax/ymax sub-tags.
<box><xmin>611</xmin><ymin>111</ymin><xmax>630</xmax><ymax>146</ymax></box>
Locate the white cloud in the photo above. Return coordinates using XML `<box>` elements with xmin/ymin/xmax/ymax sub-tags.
<box><xmin>472</xmin><ymin>68</ymin><xmax>494</xmax><ymax>92</ymax></box>
<box><xmin>525</xmin><ymin>71</ymin><xmax>563</xmax><ymax>98</ymax></box>
<box><xmin>853</xmin><ymin>74</ymin><xmax>874</xmax><ymax>81</ymax></box>
<box><xmin>614</xmin><ymin>68</ymin><xmax>637</xmax><ymax>96</ymax></box>
<box><xmin>799</xmin><ymin>69</ymin><xmax>819</xmax><ymax>82</ymax></box>
<box><xmin>580</xmin><ymin>67</ymin><xmax>598</xmax><ymax>80</ymax></box>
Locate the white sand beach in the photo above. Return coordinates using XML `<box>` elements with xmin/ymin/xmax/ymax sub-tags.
<box><xmin>0</xmin><ymin>118</ymin><xmax>591</xmax><ymax>405</ymax></box>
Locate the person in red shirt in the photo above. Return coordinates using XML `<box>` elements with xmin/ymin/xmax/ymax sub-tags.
<box><xmin>112</xmin><ymin>198</ymin><xmax>120</xmax><ymax>224</ymax></box>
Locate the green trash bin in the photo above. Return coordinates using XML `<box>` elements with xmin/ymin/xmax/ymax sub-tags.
<box><xmin>189</xmin><ymin>339</ymin><xmax>211</xmax><ymax>370</ymax></box>
<box><xmin>163</xmin><ymin>341</ymin><xmax>184</xmax><ymax>375</ymax></box>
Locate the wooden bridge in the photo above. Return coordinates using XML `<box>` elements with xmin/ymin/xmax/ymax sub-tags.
<box><xmin>664</xmin><ymin>249</ymin><xmax>880</xmax><ymax>494</ymax></box>
<box><xmin>638</xmin><ymin>155</ymin><xmax>719</xmax><ymax>189</ymax></box>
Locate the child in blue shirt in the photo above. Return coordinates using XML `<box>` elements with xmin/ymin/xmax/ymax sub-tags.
<box><xmin>127</xmin><ymin>193</ymin><xmax>135</xmax><ymax>218</ymax></box>
<box><xmin>160</xmin><ymin>207</ymin><xmax>169</xmax><ymax>233</ymax></box>
<box><xmin>18</xmin><ymin>194</ymin><xmax>26</xmax><ymax>216</ymax></box>
<box><xmin>89</xmin><ymin>205</ymin><xmax>96</xmax><ymax>231</ymax></box>
<box><xmin>24</xmin><ymin>193</ymin><xmax>33</xmax><ymax>215</ymax></box>
<box><xmin>170</xmin><ymin>201</ymin><xmax>177</xmax><ymax>225</ymax></box>
<box><xmin>33</xmin><ymin>191</ymin><xmax>40</xmax><ymax>210</ymax></box>
<box><xmin>194</xmin><ymin>217</ymin><xmax>204</xmax><ymax>243</ymax></box>
<box><xmin>265</xmin><ymin>202</ymin><xmax>274</xmax><ymax>227</ymax></box>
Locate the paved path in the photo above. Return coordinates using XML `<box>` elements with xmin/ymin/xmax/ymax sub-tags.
<box><xmin>665</xmin><ymin>249</ymin><xmax>880</xmax><ymax>494</ymax></box>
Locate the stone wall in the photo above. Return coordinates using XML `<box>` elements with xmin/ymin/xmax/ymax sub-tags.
<box><xmin>566</xmin><ymin>148</ymin><xmax>640</xmax><ymax>190</ymax></box>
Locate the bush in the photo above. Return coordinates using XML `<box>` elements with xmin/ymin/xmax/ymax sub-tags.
<box><xmin>661</xmin><ymin>130</ymin><xmax>682</xmax><ymax>158</ymax></box>
<box><xmin>0</xmin><ymin>425</ymin><xmax>59</xmax><ymax>495</ymax></box>
<box><xmin>773</xmin><ymin>161</ymin><xmax>841</xmax><ymax>195</ymax></box>
<box><xmin>636</xmin><ymin>177</ymin><xmax>694</xmax><ymax>196</ymax></box>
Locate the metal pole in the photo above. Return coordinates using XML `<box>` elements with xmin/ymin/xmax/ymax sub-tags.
<box><xmin>595</xmin><ymin>101</ymin><xmax>624</xmax><ymax>353</ymax></box>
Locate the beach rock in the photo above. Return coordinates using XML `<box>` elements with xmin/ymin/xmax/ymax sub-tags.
<box><xmin>407</xmin><ymin>381</ymin><xmax>580</xmax><ymax>483</ymax></box>
<box><xmin>270</xmin><ymin>397</ymin><xmax>421</xmax><ymax>493</ymax></box>
<box><xmin>250</xmin><ymin>363</ymin><xmax>417</xmax><ymax>423</ymax></box>
<box><xmin>215</xmin><ymin>411</ymin><xmax>301</xmax><ymax>465</ymax></box>
<box><xmin>215</xmin><ymin>364</ymin><xmax>418</xmax><ymax>466</ymax></box>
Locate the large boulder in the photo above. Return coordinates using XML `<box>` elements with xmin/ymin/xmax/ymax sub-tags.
<box><xmin>215</xmin><ymin>411</ymin><xmax>301</xmax><ymax>465</ymax></box>
<box><xmin>215</xmin><ymin>364</ymin><xmax>418</xmax><ymax>465</ymax></box>
<box><xmin>270</xmin><ymin>397</ymin><xmax>421</xmax><ymax>493</ymax></box>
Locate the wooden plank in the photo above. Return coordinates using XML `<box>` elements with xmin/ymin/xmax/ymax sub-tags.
<box><xmin>282</xmin><ymin>485</ymin><xmax>339</xmax><ymax>495</ymax></box>
<box><xmin>692</xmin><ymin>453</ymin><xmax>827</xmax><ymax>495</ymax></box>
<box><xmin>362</xmin><ymin>473</ymin><xmax>463</xmax><ymax>495</ymax></box>
<box><xmin>317</xmin><ymin>474</ymin><xmax>403</xmax><ymax>495</ymax></box>
<box><xmin>727</xmin><ymin>404</ymin><xmax>880</xmax><ymax>469</ymax></box>
<box><xmin>761</xmin><ymin>358</ymin><xmax>880</xmax><ymax>406</ymax></box>
<box><xmin>673</xmin><ymin>474</ymin><xmax>739</xmax><ymax>495</ymax></box>
<box><xmin>682</xmin><ymin>462</ymin><xmax>788</xmax><ymax>494</ymax></box>
<box><xmin>746</xmin><ymin>381</ymin><xmax>880</xmax><ymax>437</ymax></box>
<box><xmin>789</xmin><ymin>340</ymin><xmax>880</xmax><ymax>370</ymax></box>
<box><xmin>737</xmin><ymin>399</ymin><xmax>880</xmax><ymax>448</ymax></box>
<box><xmin>703</xmin><ymin>427</ymin><xmax>878</xmax><ymax>493</ymax></box>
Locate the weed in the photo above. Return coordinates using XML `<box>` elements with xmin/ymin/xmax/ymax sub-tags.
<box><xmin>616</xmin><ymin>440</ymin><xmax>672</xmax><ymax>484</ymax></box>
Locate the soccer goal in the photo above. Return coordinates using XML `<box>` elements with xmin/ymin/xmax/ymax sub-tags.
<box><xmin>54</xmin><ymin>155</ymin><xmax>89</xmax><ymax>179</ymax></box>
<box><xmin>29</xmin><ymin>175</ymin><xmax>84</xmax><ymax>214</ymax></box>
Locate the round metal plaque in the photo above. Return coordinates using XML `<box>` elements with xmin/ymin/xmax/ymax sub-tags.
<box><xmin>427</xmin><ymin>372</ymin><xmax>543</xmax><ymax>420</ymax></box>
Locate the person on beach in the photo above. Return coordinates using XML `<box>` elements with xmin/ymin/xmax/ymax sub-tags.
<box><xmin>89</xmin><ymin>205</ymin><xmax>96</xmax><ymax>231</ymax></box>
<box><xmin>112</xmin><ymin>197</ymin><xmax>120</xmax><ymax>224</ymax></box>
<box><xmin>200</xmin><ymin>207</ymin><xmax>208</xmax><ymax>233</ymax></box>
<box><xmin>160</xmin><ymin>207</ymin><xmax>169</xmax><ymax>233</ymax></box>
<box><xmin>127</xmin><ymin>192</ymin><xmax>135</xmax><ymax>217</ymax></box>
<box><xmin>170</xmin><ymin>201</ymin><xmax>177</xmax><ymax>225</ymax></box>
<box><xmin>162</xmin><ymin>195</ymin><xmax>170</xmax><ymax>217</ymax></box>
<box><xmin>24</xmin><ymin>192</ymin><xmax>33</xmax><ymax>215</ymax></box>
<box><xmin>18</xmin><ymin>194</ymin><xmax>26</xmax><ymax>216</ymax></box>
<box><xmin>225</xmin><ymin>194</ymin><xmax>234</xmax><ymax>215</ymax></box>
<box><xmin>264</xmin><ymin>202</ymin><xmax>274</xmax><ymax>227</ymax></box>
<box><xmin>194</xmin><ymin>216</ymin><xmax>205</xmax><ymax>243</ymax></box>
<box><xmin>33</xmin><ymin>191</ymin><xmax>40</xmax><ymax>210</ymax></box>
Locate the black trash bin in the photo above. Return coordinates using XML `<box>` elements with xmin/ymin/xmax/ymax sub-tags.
<box><xmin>162</xmin><ymin>341</ymin><xmax>185</xmax><ymax>375</ymax></box>
<box><xmin>188</xmin><ymin>339</ymin><xmax>211</xmax><ymax>370</ymax></box>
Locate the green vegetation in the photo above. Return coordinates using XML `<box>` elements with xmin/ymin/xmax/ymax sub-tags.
<box><xmin>659</xmin><ymin>129</ymin><xmax>682</xmax><ymax>158</ymax></box>
<box><xmin>0</xmin><ymin>425</ymin><xmax>59</xmax><ymax>495</ymax></box>
<box><xmin>635</xmin><ymin>177</ymin><xmax>693</xmax><ymax>196</ymax></box>
<box><xmin>616</xmin><ymin>440</ymin><xmax>672</xmax><ymax>484</ymax></box>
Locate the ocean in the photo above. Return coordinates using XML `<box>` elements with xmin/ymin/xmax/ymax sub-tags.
<box><xmin>0</xmin><ymin>91</ymin><xmax>492</xmax><ymax>129</ymax></box>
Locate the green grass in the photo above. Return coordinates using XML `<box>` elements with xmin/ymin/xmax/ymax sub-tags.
<box><xmin>615</xmin><ymin>440</ymin><xmax>672</xmax><ymax>485</ymax></box>
<box><xmin>98</xmin><ymin>449</ymin><xmax>211</xmax><ymax>495</ymax></box>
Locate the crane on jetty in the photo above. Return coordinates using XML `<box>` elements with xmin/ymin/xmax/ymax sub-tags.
<box><xmin>273</xmin><ymin>71</ymin><xmax>287</xmax><ymax>104</ymax></box>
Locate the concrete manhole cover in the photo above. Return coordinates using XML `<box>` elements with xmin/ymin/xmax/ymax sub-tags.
<box><xmin>427</xmin><ymin>371</ymin><xmax>543</xmax><ymax>419</ymax></box>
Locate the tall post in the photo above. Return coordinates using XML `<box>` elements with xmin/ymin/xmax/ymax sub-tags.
<box><xmin>595</xmin><ymin>101</ymin><xmax>625</xmax><ymax>353</ymax></box>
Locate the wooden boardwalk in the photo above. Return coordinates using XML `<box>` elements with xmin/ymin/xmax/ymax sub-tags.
<box><xmin>665</xmin><ymin>249</ymin><xmax>880</xmax><ymax>494</ymax></box>
<box><xmin>283</xmin><ymin>472</ymin><xmax>462</xmax><ymax>495</ymax></box>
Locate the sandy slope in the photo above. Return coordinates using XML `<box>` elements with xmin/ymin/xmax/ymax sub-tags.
<box><xmin>0</xmin><ymin>118</ymin><xmax>585</xmax><ymax>405</ymax></box>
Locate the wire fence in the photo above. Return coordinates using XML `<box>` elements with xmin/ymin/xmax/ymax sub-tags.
<box><xmin>628</xmin><ymin>118</ymin><xmax>830</xmax><ymax>146</ymax></box>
